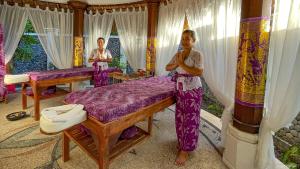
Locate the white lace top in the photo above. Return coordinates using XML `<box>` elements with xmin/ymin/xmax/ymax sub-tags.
<box><xmin>88</xmin><ymin>49</ymin><xmax>112</xmax><ymax>70</ymax></box>
<box><xmin>168</xmin><ymin>49</ymin><xmax>204</xmax><ymax>91</ymax></box>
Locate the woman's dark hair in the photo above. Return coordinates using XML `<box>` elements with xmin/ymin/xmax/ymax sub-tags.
<box><xmin>97</xmin><ymin>37</ymin><xmax>105</xmax><ymax>43</ymax></box>
<box><xmin>182</xmin><ymin>29</ymin><xmax>196</xmax><ymax>41</ymax></box>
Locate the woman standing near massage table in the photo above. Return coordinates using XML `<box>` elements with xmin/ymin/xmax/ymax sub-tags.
<box><xmin>166</xmin><ymin>30</ymin><xmax>204</xmax><ymax>166</ymax></box>
<box><xmin>88</xmin><ymin>37</ymin><xmax>112</xmax><ymax>69</ymax></box>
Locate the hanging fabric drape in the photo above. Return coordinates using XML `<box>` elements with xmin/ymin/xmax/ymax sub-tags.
<box><xmin>186</xmin><ymin>0</ymin><xmax>241</xmax><ymax>146</ymax></box>
<box><xmin>84</xmin><ymin>11</ymin><xmax>114</xmax><ymax>65</ymax></box>
<box><xmin>0</xmin><ymin>2</ymin><xmax>28</xmax><ymax>64</ymax></box>
<box><xmin>27</xmin><ymin>6</ymin><xmax>73</xmax><ymax>69</ymax></box>
<box><xmin>257</xmin><ymin>0</ymin><xmax>300</xmax><ymax>168</ymax></box>
<box><xmin>155</xmin><ymin>1</ymin><xmax>186</xmax><ymax>76</ymax></box>
<box><xmin>113</xmin><ymin>8</ymin><xmax>148</xmax><ymax>71</ymax></box>
<box><xmin>0</xmin><ymin>24</ymin><xmax>7</xmax><ymax>101</ymax></box>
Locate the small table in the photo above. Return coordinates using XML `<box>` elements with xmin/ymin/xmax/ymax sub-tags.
<box><xmin>111</xmin><ymin>72</ymin><xmax>153</xmax><ymax>83</ymax></box>
<box><xmin>22</xmin><ymin>67</ymin><xmax>94</xmax><ymax>121</ymax></box>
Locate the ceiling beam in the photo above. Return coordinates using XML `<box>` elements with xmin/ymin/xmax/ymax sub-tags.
<box><xmin>0</xmin><ymin>0</ymin><xmax>72</xmax><ymax>11</ymax></box>
<box><xmin>0</xmin><ymin>0</ymin><xmax>165</xmax><ymax>12</ymax></box>
<box><xmin>0</xmin><ymin>0</ymin><xmax>174</xmax><ymax>12</ymax></box>
<box><xmin>86</xmin><ymin>0</ymin><xmax>148</xmax><ymax>13</ymax></box>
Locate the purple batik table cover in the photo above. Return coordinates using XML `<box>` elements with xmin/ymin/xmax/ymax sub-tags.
<box><xmin>65</xmin><ymin>77</ymin><xmax>175</xmax><ymax>123</ymax></box>
<box><xmin>27</xmin><ymin>67</ymin><xmax>121</xmax><ymax>82</ymax></box>
<box><xmin>27</xmin><ymin>67</ymin><xmax>94</xmax><ymax>81</ymax></box>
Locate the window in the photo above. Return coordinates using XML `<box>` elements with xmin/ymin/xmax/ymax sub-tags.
<box><xmin>10</xmin><ymin>20</ymin><xmax>56</xmax><ymax>74</ymax></box>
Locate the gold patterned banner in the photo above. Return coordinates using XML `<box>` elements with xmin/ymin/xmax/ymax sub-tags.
<box><xmin>74</xmin><ymin>37</ymin><xmax>83</xmax><ymax>67</ymax></box>
<box><xmin>235</xmin><ymin>18</ymin><xmax>270</xmax><ymax>107</ymax></box>
<box><xmin>146</xmin><ymin>38</ymin><xmax>157</xmax><ymax>73</ymax></box>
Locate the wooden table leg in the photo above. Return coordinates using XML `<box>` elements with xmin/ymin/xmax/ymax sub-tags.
<box><xmin>63</xmin><ymin>132</ymin><xmax>70</xmax><ymax>162</ymax></box>
<box><xmin>98</xmin><ymin>134</ymin><xmax>109</xmax><ymax>169</ymax></box>
<box><xmin>22</xmin><ymin>83</ymin><xmax>27</xmax><ymax>109</ymax></box>
<box><xmin>69</xmin><ymin>83</ymin><xmax>72</xmax><ymax>92</ymax></box>
<box><xmin>148</xmin><ymin>116</ymin><xmax>153</xmax><ymax>135</ymax></box>
<box><xmin>32</xmin><ymin>84</ymin><xmax>41</xmax><ymax>121</ymax></box>
<box><xmin>4</xmin><ymin>96</ymin><xmax>8</xmax><ymax>104</ymax></box>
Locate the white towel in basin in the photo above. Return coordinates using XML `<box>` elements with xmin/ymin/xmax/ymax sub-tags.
<box><xmin>40</xmin><ymin>104</ymin><xmax>87</xmax><ymax>133</ymax></box>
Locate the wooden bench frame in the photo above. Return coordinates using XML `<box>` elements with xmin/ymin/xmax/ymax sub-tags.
<box><xmin>63</xmin><ymin>96</ymin><xmax>175</xmax><ymax>169</ymax></box>
<box><xmin>22</xmin><ymin>75</ymin><xmax>92</xmax><ymax>121</ymax></box>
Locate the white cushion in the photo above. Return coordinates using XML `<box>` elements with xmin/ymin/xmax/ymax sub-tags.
<box><xmin>4</xmin><ymin>74</ymin><xmax>29</xmax><ymax>84</ymax></box>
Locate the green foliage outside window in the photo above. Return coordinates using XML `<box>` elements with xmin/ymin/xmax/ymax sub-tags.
<box><xmin>13</xmin><ymin>20</ymin><xmax>38</xmax><ymax>61</ymax></box>
<box><xmin>207</xmin><ymin>104</ymin><xmax>223</xmax><ymax>117</ymax></box>
<box><xmin>108</xmin><ymin>56</ymin><xmax>127</xmax><ymax>70</ymax></box>
<box><xmin>24</xmin><ymin>19</ymin><xmax>35</xmax><ymax>33</ymax></box>
<box><xmin>281</xmin><ymin>145</ymin><xmax>300</xmax><ymax>169</ymax></box>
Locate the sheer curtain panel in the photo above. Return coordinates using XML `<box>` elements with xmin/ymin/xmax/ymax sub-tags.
<box><xmin>0</xmin><ymin>2</ymin><xmax>28</xmax><ymax>64</ymax></box>
<box><xmin>155</xmin><ymin>1</ymin><xmax>186</xmax><ymax>76</ymax></box>
<box><xmin>114</xmin><ymin>8</ymin><xmax>148</xmax><ymax>71</ymax></box>
<box><xmin>84</xmin><ymin>11</ymin><xmax>114</xmax><ymax>65</ymax></box>
<box><xmin>27</xmin><ymin>7</ymin><xmax>73</xmax><ymax>69</ymax></box>
<box><xmin>186</xmin><ymin>0</ymin><xmax>241</xmax><ymax>146</ymax></box>
<box><xmin>257</xmin><ymin>0</ymin><xmax>300</xmax><ymax>168</ymax></box>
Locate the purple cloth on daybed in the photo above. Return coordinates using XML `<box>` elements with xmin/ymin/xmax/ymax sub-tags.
<box><xmin>26</xmin><ymin>86</ymin><xmax>57</xmax><ymax>96</ymax></box>
<box><xmin>27</xmin><ymin>67</ymin><xmax>94</xmax><ymax>81</ymax></box>
<box><xmin>0</xmin><ymin>24</ymin><xmax>6</xmax><ymax>101</ymax></box>
<box><xmin>119</xmin><ymin>126</ymin><xmax>139</xmax><ymax>140</ymax></box>
<box><xmin>65</xmin><ymin>76</ymin><xmax>175</xmax><ymax>123</ymax></box>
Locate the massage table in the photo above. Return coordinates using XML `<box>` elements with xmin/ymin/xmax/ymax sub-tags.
<box><xmin>63</xmin><ymin>77</ymin><xmax>176</xmax><ymax>169</ymax></box>
<box><xmin>1</xmin><ymin>74</ymin><xmax>29</xmax><ymax>104</ymax></box>
<box><xmin>22</xmin><ymin>67</ymin><xmax>120</xmax><ymax>121</ymax></box>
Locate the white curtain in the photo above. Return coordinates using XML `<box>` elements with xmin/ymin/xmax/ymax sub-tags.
<box><xmin>84</xmin><ymin>11</ymin><xmax>114</xmax><ymax>64</ymax></box>
<box><xmin>155</xmin><ymin>1</ymin><xmax>186</xmax><ymax>76</ymax></box>
<box><xmin>0</xmin><ymin>2</ymin><xmax>28</xmax><ymax>64</ymax></box>
<box><xmin>257</xmin><ymin>0</ymin><xmax>300</xmax><ymax>168</ymax></box>
<box><xmin>186</xmin><ymin>0</ymin><xmax>241</xmax><ymax>146</ymax></box>
<box><xmin>27</xmin><ymin>6</ymin><xmax>73</xmax><ymax>69</ymax></box>
<box><xmin>114</xmin><ymin>8</ymin><xmax>148</xmax><ymax>71</ymax></box>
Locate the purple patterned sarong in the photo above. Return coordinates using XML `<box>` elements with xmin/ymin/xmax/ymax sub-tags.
<box><xmin>92</xmin><ymin>61</ymin><xmax>122</xmax><ymax>88</ymax></box>
<box><xmin>93</xmin><ymin>61</ymin><xmax>109</xmax><ymax>87</ymax></box>
<box><xmin>174</xmin><ymin>73</ymin><xmax>203</xmax><ymax>151</ymax></box>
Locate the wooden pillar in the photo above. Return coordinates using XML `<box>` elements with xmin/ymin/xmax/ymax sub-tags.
<box><xmin>146</xmin><ymin>0</ymin><xmax>160</xmax><ymax>75</ymax></box>
<box><xmin>233</xmin><ymin>0</ymin><xmax>273</xmax><ymax>133</ymax></box>
<box><xmin>5</xmin><ymin>62</ymin><xmax>10</xmax><ymax>74</ymax></box>
<box><xmin>68</xmin><ymin>1</ymin><xmax>88</xmax><ymax>67</ymax></box>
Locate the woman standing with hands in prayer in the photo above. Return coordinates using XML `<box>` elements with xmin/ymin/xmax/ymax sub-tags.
<box><xmin>88</xmin><ymin>37</ymin><xmax>112</xmax><ymax>70</ymax></box>
<box><xmin>166</xmin><ymin>30</ymin><xmax>204</xmax><ymax>166</ymax></box>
